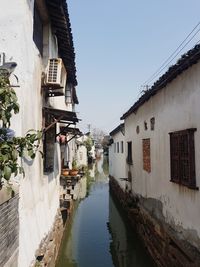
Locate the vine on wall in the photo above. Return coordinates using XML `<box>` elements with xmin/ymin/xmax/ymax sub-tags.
<box><xmin>0</xmin><ymin>74</ymin><xmax>42</xmax><ymax>186</ymax></box>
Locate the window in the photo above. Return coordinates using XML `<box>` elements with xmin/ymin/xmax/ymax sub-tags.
<box><xmin>121</xmin><ymin>141</ymin><xmax>124</xmax><ymax>153</ymax></box>
<box><xmin>114</xmin><ymin>143</ymin><xmax>116</xmax><ymax>153</ymax></box>
<box><xmin>143</xmin><ymin>139</ymin><xmax>151</xmax><ymax>173</ymax></box>
<box><xmin>150</xmin><ymin>117</ymin><xmax>155</xmax><ymax>131</ymax></box>
<box><xmin>169</xmin><ymin>128</ymin><xmax>197</xmax><ymax>189</ymax></box>
<box><xmin>33</xmin><ymin>3</ymin><xmax>43</xmax><ymax>55</ymax></box>
<box><xmin>43</xmin><ymin>113</ymin><xmax>56</xmax><ymax>172</ymax></box>
<box><xmin>117</xmin><ymin>142</ymin><xmax>119</xmax><ymax>153</ymax></box>
<box><xmin>127</xmin><ymin>142</ymin><xmax>133</xmax><ymax>164</ymax></box>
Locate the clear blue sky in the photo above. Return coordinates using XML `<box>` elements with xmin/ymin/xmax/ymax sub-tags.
<box><xmin>68</xmin><ymin>0</ymin><xmax>200</xmax><ymax>134</ymax></box>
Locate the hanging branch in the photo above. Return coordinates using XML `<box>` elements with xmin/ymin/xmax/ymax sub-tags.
<box><xmin>0</xmin><ymin>74</ymin><xmax>42</xmax><ymax>185</ymax></box>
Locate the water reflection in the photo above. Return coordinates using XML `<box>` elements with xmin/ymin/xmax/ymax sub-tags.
<box><xmin>56</xmin><ymin>155</ymin><xmax>154</xmax><ymax>267</ymax></box>
<box><xmin>108</xmin><ymin>196</ymin><xmax>155</xmax><ymax>267</ymax></box>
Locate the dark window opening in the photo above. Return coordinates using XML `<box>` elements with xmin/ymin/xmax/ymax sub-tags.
<box><xmin>144</xmin><ymin>121</ymin><xmax>148</xmax><ymax>131</ymax></box>
<box><xmin>33</xmin><ymin>3</ymin><xmax>43</xmax><ymax>56</ymax></box>
<box><xmin>127</xmin><ymin>141</ymin><xmax>133</xmax><ymax>165</ymax></box>
<box><xmin>121</xmin><ymin>141</ymin><xmax>124</xmax><ymax>153</ymax></box>
<box><xmin>43</xmin><ymin>113</ymin><xmax>56</xmax><ymax>173</ymax></box>
<box><xmin>150</xmin><ymin>117</ymin><xmax>155</xmax><ymax>131</ymax></box>
<box><xmin>169</xmin><ymin>128</ymin><xmax>197</xmax><ymax>189</ymax></box>
<box><xmin>117</xmin><ymin>142</ymin><xmax>119</xmax><ymax>153</ymax></box>
<box><xmin>136</xmin><ymin>125</ymin><xmax>140</xmax><ymax>134</ymax></box>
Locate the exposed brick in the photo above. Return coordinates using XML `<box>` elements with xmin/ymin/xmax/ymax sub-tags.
<box><xmin>0</xmin><ymin>194</ymin><xmax>19</xmax><ymax>266</ymax></box>
<box><xmin>109</xmin><ymin>176</ymin><xmax>200</xmax><ymax>267</ymax></box>
<box><xmin>143</xmin><ymin>138</ymin><xmax>151</xmax><ymax>173</ymax></box>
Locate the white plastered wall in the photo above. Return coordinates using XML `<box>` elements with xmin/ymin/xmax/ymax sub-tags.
<box><xmin>0</xmin><ymin>1</ymin><xmax>63</xmax><ymax>266</ymax></box>
<box><xmin>124</xmin><ymin>61</ymin><xmax>200</xmax><ymax>247</ymax></box>
<box><xmin>109</xmin><ymin>130</ymin><xmax>126</xmax><ymax>190</ymax></box>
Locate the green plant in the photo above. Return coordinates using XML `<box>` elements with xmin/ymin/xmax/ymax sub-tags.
<box><xmin>0</xmin><ymin>74</ymin><xmax>42</xmax><ymax>185</ymax></box>
<box><xmin>72</xmin><ymin>158</ymin><xmax>78</xmax><ymax>170</ymax></box>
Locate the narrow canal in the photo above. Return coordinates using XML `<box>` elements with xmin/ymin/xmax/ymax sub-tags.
<box><xmin>56</xmin><ymin>156</ymin><xmax>155</xmax><ymax>267</ymax></box>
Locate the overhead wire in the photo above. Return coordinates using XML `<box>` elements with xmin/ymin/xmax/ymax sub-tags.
<box><xmin>142</xmin><ymin>21</ymin><xmax>200</xmax><ymax>86</ymax></box>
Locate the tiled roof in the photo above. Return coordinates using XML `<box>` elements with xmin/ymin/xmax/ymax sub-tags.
<box><xmin>121</xmin><ymin>44</ymin><xmax>200</xmax><ymax>120</ymax></box>
<box><xmin>110</xmin><ymin>123</ymin><xmax>125</xmax><ymax>136</ymax></box>
<box><xmin>46</xmin><ymin>0</ymin><xmax>77</xmax><ymax>87</ymax></box>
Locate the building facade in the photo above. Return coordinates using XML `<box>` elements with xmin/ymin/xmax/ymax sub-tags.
<box><xmin>109</xmin><ymin>124</ymin><xmax>126</xmax><ymax>191</ymax></box>
<box><xmin>0</xmin><ymin>1</ymin><xmax>78</xmax><ymax>266</ymax></box>
<box><xmin>110</xmin><ymin>44</ymin><xmax>200</xmax><ymax>266</ymax></box>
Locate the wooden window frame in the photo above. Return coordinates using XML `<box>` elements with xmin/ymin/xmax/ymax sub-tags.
<box><xmin>127</xmin><ymin>141</ymin><xmax>133</xmax><ymax>165</ymax></box>
<box><xmin>169</xmin><ymin>128</ymin><xmax>198</xmax><ymax>190</ymax></box>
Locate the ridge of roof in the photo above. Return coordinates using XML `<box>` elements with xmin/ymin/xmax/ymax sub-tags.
<box><xmin>121</xmin><ymin>44</ymin><xmax>200</xmax><ymax>120</ymax></box>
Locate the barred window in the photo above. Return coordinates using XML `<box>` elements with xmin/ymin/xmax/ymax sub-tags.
<box><xmin>169</xmin><ymin>128</ymin><xmax>197</xmax><ymax>189</ymax></box>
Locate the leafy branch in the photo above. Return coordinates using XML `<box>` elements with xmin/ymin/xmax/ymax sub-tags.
<box><xmin>0</xmin><ymin>74</ymin><xmax>42</xmax><ymax>185</ymax></box>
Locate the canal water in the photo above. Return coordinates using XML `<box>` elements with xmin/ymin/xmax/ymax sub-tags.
<box><xmin>56</xmin><ymin>156</ymin><xmax>155</xmax><ymax>267</ymax></box>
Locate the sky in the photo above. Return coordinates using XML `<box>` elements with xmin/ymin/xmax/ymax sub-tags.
<box><xmin>68</xmin><ymin>0</ymin><xmax>200</xmax><ymax>134</ymax></box>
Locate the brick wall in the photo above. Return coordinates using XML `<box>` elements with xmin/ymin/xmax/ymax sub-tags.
<box><xmin>0</xmin><ymin>194</ymin><xmax>19</xmax><ymax>267</ymax></box>
<box><xmin>143</xmin><ymin>138</ymin><xmax>151</xmax><ymax>173</ymax></box>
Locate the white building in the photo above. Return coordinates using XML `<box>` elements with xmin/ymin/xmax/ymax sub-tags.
<box><xmin>76</xmin><ymin>135</ymin><xmax>88</xmax><ymax>167</ymax></box>
<box><xmin>109</xmin><ymin>124</ymin><xmax>126</xmax><ymax>190</ymax></box>
<box><xmin>110</xmin><ymin>44</ymin><xmax>200</xmax><ymax>266</ymax></box>
<box><xmin>0</xmin><ymin>1</ymin><xmax>79</xmax><ymax>266</ymax></box>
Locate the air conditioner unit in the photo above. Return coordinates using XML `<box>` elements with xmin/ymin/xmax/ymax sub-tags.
<box><xmin>45</xmin><ymin>58</ymin><xmax>67</xmax><ymax>89</ymax></box>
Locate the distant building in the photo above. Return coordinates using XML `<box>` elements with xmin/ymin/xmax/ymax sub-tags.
<box><xmin>109</xmin><ymin>124</ymin><xmax>126</xmax><ymax>190</ymax></box>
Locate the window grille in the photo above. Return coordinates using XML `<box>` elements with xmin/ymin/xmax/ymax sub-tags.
<box><xmin>169</xmin><ymin>128</ymin><xmax>197</xmax><ymax>189</ymax></box>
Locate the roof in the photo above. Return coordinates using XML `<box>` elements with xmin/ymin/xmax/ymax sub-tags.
<box><xmin>60</xmin><ymin>126</ymin><xmax>82</xmax><ymax>135</ymax></box>
<box><xmin>43</xmin><ymin>107</ymin><xmax>79</xmax><ymax>123</ymax></box>
<box><xmin>45</xmin><ymin>0</ymin><xmax>77</xmax><ymax>87</ymax></box>
<box><xmin>121</xmin><ymin>44</ymin><xmax>200</xmax><ymax>120</ymax></box>
<box><xmin>110</xmin><ymin>123</ymin><xmax>125</xmax><ymax>136</ymax></box>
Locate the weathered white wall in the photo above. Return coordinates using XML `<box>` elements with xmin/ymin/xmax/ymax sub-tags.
<box><xmin>109</xmin><ymin>131</ymin><xmax>126</xmax><ymax>190</ymax></box>
<box><xmin>0</xmin><ymin>1</ymin><xmax>64</xmax><ymax>266</ymax></box>
<box><xmin>124</xmin><ymin>61</ymin><xmax>200</xmax><ymax>249</ymax></box>
<box><xmin>77</xmin><ymin>145</ymin><xmax>87</xmax><ymax>167</ymax></box>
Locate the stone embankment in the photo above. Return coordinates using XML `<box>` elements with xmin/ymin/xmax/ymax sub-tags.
<box><xmin>109</xmin><ymin>176</ymin><xmax>200</xmax><ymax>267</ymax></box>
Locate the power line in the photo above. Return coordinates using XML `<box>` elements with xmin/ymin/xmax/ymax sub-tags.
<box><xmin>143</xmin><ymin>21</ymin><xmax>200</xmax><ymax>86</ymax></box>
<box><xmin>150</xmin><ymin>43</ymin><xmax>200</xmax><ymax>91</ymax></box>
